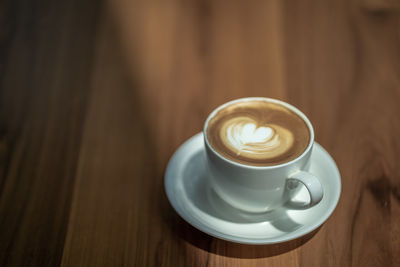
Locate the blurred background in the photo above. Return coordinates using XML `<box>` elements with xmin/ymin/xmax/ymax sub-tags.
<box><xmin>1</xmin><ymin>0</ymin><xmax>399</xmax><ymax>266</ymax></box>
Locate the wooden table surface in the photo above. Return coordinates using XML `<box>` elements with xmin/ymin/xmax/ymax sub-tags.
<box><xmin>1</xmin><ymin>0</ymin><xmax>399</xmax><ymax>266</ymax></box>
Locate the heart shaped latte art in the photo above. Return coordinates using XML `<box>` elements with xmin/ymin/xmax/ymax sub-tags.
<box><xmin>220</xmin><ymin>117</ymin><xmax>294</xmax><ymax>160</ymax></box>
<box><xmin>234</xmin><ymin>123</ymin><xmax>274</xmax><ymax>144</ymax></box>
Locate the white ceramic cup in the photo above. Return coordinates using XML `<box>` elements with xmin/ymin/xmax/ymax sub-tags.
<box><xmin>203</xmin><ymin>97</ymin><xmax>323</xmax><ymax>213</ymax></box>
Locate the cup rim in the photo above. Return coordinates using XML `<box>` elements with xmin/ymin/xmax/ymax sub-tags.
<box><xmin>203</xmin><ymin>97</ymin><xmax>315</xmax><ymax>170</ymax></box>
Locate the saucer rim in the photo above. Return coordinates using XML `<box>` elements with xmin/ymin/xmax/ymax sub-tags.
<box><xmin>164</xmin><ymin>132</ymin><xmax>342</xmax><ymax>245</ymax></box>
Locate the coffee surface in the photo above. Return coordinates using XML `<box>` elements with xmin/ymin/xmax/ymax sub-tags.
<box><xmin>206</xmin><ymin>100</ymin><xmax>310</xmax><ymax>166</ymax></box>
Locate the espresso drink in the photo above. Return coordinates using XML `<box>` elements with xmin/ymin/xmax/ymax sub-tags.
<box><xmin>206</xmin><ymin>100</ymin><xmax>310</xmax><ymax>166</ymax></box>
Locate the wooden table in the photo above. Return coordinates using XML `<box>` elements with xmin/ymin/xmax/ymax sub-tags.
<box><xmin>1</xmin><ymin>0</ymin><xmax>399</xmax><ymax>266</ymax></box>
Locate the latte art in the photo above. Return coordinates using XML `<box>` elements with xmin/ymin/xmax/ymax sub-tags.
<box><xmin>221</xmin><ymin>118</ymin><xmax>294</xmax><ymax>160</ymax></box>
<box><xmin>206</xmin><ymin>99</ymin><xmax>310</xmax><ymax>166</ymax></box>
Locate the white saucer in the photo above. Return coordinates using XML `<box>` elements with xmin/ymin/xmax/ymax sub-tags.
<box><xmin>164</xmin><ymin>133</ymin><xmax>341</xmax><ymax>245</ymax></box>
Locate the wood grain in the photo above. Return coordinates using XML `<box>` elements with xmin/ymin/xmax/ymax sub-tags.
<box><xmin>1</xmin><ymin>0</ymin><xmax>399</xmax><ymax>266</ymax></box>
<box><xmin>0</xmin><ymin>0</ymin><xmax>101</xmax><ymax>265</ymax></box>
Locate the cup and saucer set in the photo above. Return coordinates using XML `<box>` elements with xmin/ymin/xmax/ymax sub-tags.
<box><xmin>164</xmin><ymin>98</ymin><xmax>341</xmax><ymax>245</ymax></box>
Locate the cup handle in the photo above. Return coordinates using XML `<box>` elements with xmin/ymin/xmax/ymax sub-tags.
<box><xmin>286</xmin><ymin>171</ymin><xmax>323</xmax><ymax>209</ymax></box>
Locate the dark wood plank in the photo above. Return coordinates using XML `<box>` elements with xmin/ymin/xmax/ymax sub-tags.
<box><xmin>0</xmin><ymin>0</ymin><xmax>102</xmax><ymax>266</ymax></box>
<box><xmin>60</xmin><ymin>16</ymin><xmax>167</xmax><ymax>266</ymax></box>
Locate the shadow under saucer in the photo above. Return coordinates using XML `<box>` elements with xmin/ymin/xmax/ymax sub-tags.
<box><xmin>166</xmin><ymin>204</ymin><xmax>322</xmax><ymax>259</ymax></box>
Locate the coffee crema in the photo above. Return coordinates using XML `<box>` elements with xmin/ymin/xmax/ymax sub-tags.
<box><xmin>206</xmin><ymin>100</ymin><xmax>310</xmax><ymax>166</ymax></box>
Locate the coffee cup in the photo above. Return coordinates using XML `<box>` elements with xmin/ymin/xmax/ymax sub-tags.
<box><xmin>203</xmin><ymin>97</ymin><xmax>323</xmax><ymax>213</ymax></box>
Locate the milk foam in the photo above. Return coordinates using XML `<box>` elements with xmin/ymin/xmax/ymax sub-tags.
<box><xmin>206</xmin><ymin>99</ymin><xmax>310</xmax><ymax>165</ymax></box>
<box><xmin>220</xmin><ymin>117</ymin><xmax>294</xmax><ymax>160</ymax></box>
